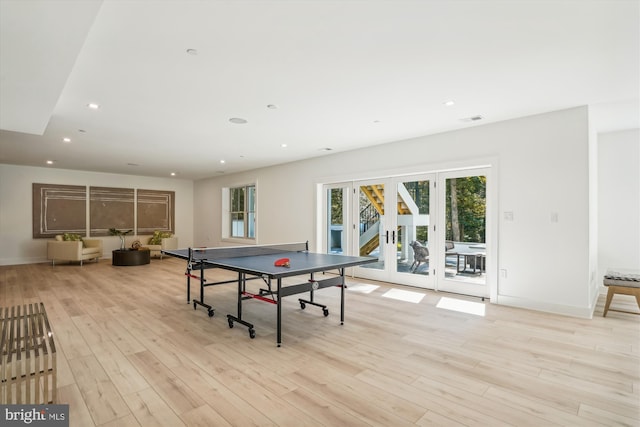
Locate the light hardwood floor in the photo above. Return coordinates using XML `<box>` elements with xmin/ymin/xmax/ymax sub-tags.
<box><xmin>1</xmin><ymin>259</ymin><xmax>639</xmax><ymax>427</ymax></box>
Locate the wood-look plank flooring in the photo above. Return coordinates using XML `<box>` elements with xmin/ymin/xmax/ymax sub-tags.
<box><xmin>1</xmin><ymin>259</ymin><xmax>638</xmax><ymax>426</ymax></box>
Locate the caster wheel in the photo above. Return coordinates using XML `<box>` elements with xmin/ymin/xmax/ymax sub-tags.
<box><xmin>249</xmin><ymin>329</ymin><xmax>256</xmax><ymax>339</ymax></box>
<box><xmin>193</xmin><ymin>302</ymin><xmax>197</xmax><ymax>310</ymax></box>
<box><xmin>300</xmin><ymin>302</ymin><xmax>306</xmax><ymax>310</ymax></box>
<box><xmin>228</xmin><ymin>320</ymin><xmax>234</xmax><ymax>328</ymax></box>
<box><xmin>323</xmin><ymin>309</ymin><xmax>329</xmax><ymax>317</ymax></box>
<box><xmin>208</xmin><ymin>309</ymin><xmax>214</xmax><ymax>317</ymax></box>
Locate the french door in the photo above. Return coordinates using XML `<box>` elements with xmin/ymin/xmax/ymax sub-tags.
<box><xmin>436</xmin><ymin>169</ymin><xmax>490</xmax><ymax>298</ymax></box>
<box><xmin>351</xmin><ymin>175</ymin><xmax>436</xmax><ymax>289</ymax></box>
<box><xmin>322</xmin><ymin>168</ymin><xmax>491</xmax><ymax>298</ymax></box>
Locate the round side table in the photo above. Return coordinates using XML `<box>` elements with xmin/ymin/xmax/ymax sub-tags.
<box><xmin>112</xmin><ymin>249</ymin><xmax>150</xmax><ymax>266</ymax></box>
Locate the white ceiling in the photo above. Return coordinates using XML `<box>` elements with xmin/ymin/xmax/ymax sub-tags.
<box><xmin>1</xmin><ymin>0</ymin><xmax>638</xmax><ymax>180</ymax></box>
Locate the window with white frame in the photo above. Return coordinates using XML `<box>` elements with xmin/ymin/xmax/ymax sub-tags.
<box><xmin>229</xmin><ymin>185</ymin><xmax>255</xmax><ymax>238</ymax></box>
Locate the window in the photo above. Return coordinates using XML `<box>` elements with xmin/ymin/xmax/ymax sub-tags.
<box><xmin>230</xmin><ymin>185</ymin><xmax>255</xmax><ymax>238</ymax></box>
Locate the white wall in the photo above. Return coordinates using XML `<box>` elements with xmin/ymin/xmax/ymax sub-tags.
<box><xmin>0</xmin><ymin>164</ymin><xmax>194</xmax><ymax>265</ymax></box>
<box><xmin>195</xmin><ymin>107</ymin><xmax>595</xmax><ymax>317</ymax></box>
<box><xmin>4</xmin><ymin>107</ymin><xmax>630</xmax><ymax>318</ymax></box>
<box><xmin>597</xmin><ymin>129</ymin><xmax>640</xmax><ymax>281</ymax></box>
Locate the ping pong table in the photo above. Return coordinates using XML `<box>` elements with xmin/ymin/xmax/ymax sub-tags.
<box><xmin>163</xmin><ymin>242</ymin><xmax>376</xmax><ymax>346</ymax></box>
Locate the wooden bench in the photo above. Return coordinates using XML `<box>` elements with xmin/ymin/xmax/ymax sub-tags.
<box><xmin>0</xmin><ymin>303</ymin><xmax>56</xmax><ymax>404</ymax></box>
<box><xmin>603</xmin><ymin>269</ymin><xmax>640</xmax><ymax>317</ymax></box>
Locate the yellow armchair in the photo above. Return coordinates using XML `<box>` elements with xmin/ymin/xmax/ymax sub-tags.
<box><xmin>125</xmin><ymin>234</ymin><xmax>178</xmax><ymax>259</ymax></box>
<box><xmin>47</xmin><ymin>236</ymin><xmax>103</xmax><ymax>266</ymax></box>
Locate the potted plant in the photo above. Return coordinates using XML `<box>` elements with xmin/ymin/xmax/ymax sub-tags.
<box><xmin>109</xmin><ymin>228</ymin><xmax>132</xmax><ymax>250</ymax></box>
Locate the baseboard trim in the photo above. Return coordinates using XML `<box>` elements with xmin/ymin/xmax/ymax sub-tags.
<box><xmin>495</xmin><ymin>294</ymin><xmax>594</xmax><ymax>319</ymax></box>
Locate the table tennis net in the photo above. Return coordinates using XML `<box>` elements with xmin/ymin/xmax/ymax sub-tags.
<box><xmin>190</xmin><ymin>242</ymin><xmax>308</xmax><ymax>260</ymax></box>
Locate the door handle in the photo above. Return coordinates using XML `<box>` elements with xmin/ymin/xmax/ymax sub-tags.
<box><xmin>392</xmin><ymin>230</ymin><xmax>396</xmax><ymax>244</ymax></box>
<box><xmin>385</xmin><ymin>230</ymin><xmax>389</xmax><ymax>244</ymax></box>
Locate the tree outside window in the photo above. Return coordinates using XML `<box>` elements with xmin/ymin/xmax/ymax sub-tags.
<box><xmin>446</xmin><ymin>176</ymin><xmax>486</xmax><ymax>243</ymax></box>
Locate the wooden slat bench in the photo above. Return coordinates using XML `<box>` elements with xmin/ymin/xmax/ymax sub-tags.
<box><xmin>0</xmin><ymin>303</ymin><xmax>57</xmax><ymax>404</ymax></box>
<box><xmin>603</xmin><ymin>269</ymin><xmax>640</xmax><ymax>317</ymax></box>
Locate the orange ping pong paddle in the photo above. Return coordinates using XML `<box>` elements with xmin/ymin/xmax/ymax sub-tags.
<box><xmin>274</xmin><ymin>258</ymin><xmax>290</xmax><ymax>267</ymax></box>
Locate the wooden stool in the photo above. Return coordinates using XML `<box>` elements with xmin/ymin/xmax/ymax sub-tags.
<box><xmin>603</xmin><ymin>269</ymin><xmax>640</xmax><ymax>317</ymax></box>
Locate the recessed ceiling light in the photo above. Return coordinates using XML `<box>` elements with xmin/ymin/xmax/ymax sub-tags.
<box><xmin>229</xmin><ymin>118</ymin><xmax>247</xmax><ymax>124</ymax></box>
<box><xmin>267</xmin><ymin>104</ymin><xmax>278</xmax><ymax>109</ymax></box>
<box><xmin>220</xmin><ymin>160</ymin><xmax>226</xmax><ymax>164</ymax></box>
<box><xmin>186</xmin><ymin>48</ymin><xmax>198</xmax><ymax>55</ymax></box>
<box><xmin>443</xmin><ymin>100</ymin><xmax>455</xmax><ymax>107</ymax></box>
<box><xmin>373</xmin><ymin>120</ymin><xmax>381</xmax><ymax>123</ymax></box>
<box><xmin>320</xmin><ymin>148</ymin><xmax>333</xmax><ymax>151</ymax></box>
<box><xmin>46</xmin><ymin>160</ymin><xmax>54</xmax><ymax>165</ymax></box>
<box><xmin>87</xmin><ymin>103</ymin><xmax>100</xmax><ymax>110</ymax></box>
<box><xmin>127</xmin><ymin>163</ymin><xmax>139</xmax><ymax>166</ymax></box>
<box><xmin>170</xmin><ymin>172</ymin><xmax>176</xmax><ymax>176</ymax></box>
<box><xmin>281</xmin><ymin>144</ymin><xmax>287</xmax><ymax>148</ymax></box>
<box><xmin>461</xmin><ymin>115</ymin><xmax>483</xmax><ymax>122</ymax></box>
<box><xmin>78</xmin><ymin>129</ymin><xmax>86</xmax><ymax>133</ymax></box>
<box><xmin>63</xmin><ymin>137</ymin><xmax>71</xmax><ymax>143</ymax></box>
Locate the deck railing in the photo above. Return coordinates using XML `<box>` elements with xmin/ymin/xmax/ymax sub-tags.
<box><xmin>359</xmin><ymin>203</ymin><xmax>379</xmax><ymax>234</ymax></box>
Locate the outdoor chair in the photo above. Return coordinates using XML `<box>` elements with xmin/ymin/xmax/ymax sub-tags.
<box><xmin>409</xmin><ymin>241</ymin><xmax>429</xmax><ymax>272</ymax></box>
<box><xmin>445</xmin><ymin>240</ymin><xmax>456</xmax><ymax>253</ymax></box>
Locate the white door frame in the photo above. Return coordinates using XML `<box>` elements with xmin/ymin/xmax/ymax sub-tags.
<box><xmin>389</xmin><ymin>173</ymin><xmax>437</xmax><ymax>288</ymax></box>
<box><xmin>319</xmin><ymin>164</ymin><xmax>497</xmax><ymax>301</ymax></box>
<box><xmin>351</xmin><ymin>178</ymin><xmax>393</xmax><ymax>283</ymax></box>
<box><xmin>435</xmin><ymin>167</ymin><xmax>495</xmax><ymax>299</ymax></box>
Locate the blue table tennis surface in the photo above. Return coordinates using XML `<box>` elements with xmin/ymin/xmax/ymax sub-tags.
<box><xmin>164</xmin><ymin>244</ymin><xmax>377</xmax><ymax>346</ymax></box>
<box><xmin>164</xmin><ymin>247</ymin><xmax>375</xmax><ymax>278</ymax></box>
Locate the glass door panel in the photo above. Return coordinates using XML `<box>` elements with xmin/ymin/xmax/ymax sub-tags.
<box><xmin>354</xmin><ymin>181</ymin><xmax>390</xmax><ymax>281</ymax></box>
<box><xmin>326</xmin><ymin>186</ymin><xmax>348</xmax><ymax>255</ymax></box>
<box><xmin>437</xmin><ymin>169</ymin><xmax>489</xmax><ymax>297</ymax></box>
<box><xmin>393</xmin><ymin>176</ymin><xmax>435</xmax><ymax>288</ymax></box>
